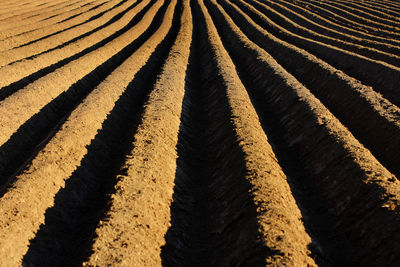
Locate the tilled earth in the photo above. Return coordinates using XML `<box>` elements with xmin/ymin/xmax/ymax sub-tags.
<box><xmin>0</xmin><ymin>0</ymin><xmax>400</xmax><ymax>266</ymax></box>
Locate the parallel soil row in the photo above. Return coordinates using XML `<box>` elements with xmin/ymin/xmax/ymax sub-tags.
<box><xmin>205</xmin><ymin>0</ymin><xmax>400</xmax><ymax>265</ymax></box>
<box><xmin>230</xmin><ymin>0</ymin><xmax>400</xmax><ymax>107</ymax></box>
<box><xmin>258</xmin><ymin>0</ymin><xmax>400</xmax><ymax>56</ymax></box>
<box><xmin>0</xmin><ymin>0</ymin><xmax>111</xmax><ymax>48</ymax></box>
<box><xmin>0</xmin><ymin>0</ymin><xmax>133</xmax><ymax>65</ymax></box>
<box><xmin>277</xmin><ymin>0</ymin><xmax>400</xmax><ymax>47</ymax></box>
<box><xmin>288</xmin><ymin>0</ymin><xmax>400</xmax><ymax>39</ymax></box>
<box><xmin>1</xmin><ymin>0</ymin><xmax>399</xmax><ymax>266</ymax></box>
<box><xmin>0</xmin><ymin>0</ymin><xmax>89</xmax><ymax>27</ymax></box>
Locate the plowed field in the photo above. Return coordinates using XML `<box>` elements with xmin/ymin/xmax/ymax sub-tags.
<box><xmin>1</xmin><ymin>0</ymin><xmax>400</xmax><ymax>266</ymax></box>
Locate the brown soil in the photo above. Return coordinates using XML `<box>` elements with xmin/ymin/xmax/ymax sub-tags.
<box><xmin>1</xmin><ymin>0</ymin><xmax>400</xmax><ymax>266</ymax></box>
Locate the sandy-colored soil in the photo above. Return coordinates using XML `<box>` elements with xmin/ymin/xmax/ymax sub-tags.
<box><xmin>0</xmin><ymin>0</ymin><xmax>400</xmax><ymax>266</ymax></box>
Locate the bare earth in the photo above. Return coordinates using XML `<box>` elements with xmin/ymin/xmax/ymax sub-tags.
<box><xmin>0</xmin><ymin>0</ymin><xmax>400</xmax><ymax>266</ymax></box>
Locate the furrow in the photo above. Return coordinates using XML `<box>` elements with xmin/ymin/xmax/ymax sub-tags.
<box><xmin>0</xmin><ymin>0</ymin><xmax>134</xmax><ymax>65</ymax></box>
<box><xmin>275</xmin><ymin>0</ymin><xmax>400</xmax><ymax>48</ymax></box>
<box><xmin>83</xmin><ymin>1</ymin><xmax>190</xmax><ymax>265</ymax></box>
<box><xmin>319</xmin><ymin>0</ymin><xmax>400</xmax><ymax>27</ymax></box>
<box><xmin>163</xmin><ymin>0</ymin><xmax>316</xmax><ymax>265</ymax></box>
<box><xmin>55</xmin><ymin>0</ymin><xmax>110</xmax><ymax>23</ymax></box>
<box><xmin>22</xmin><ymin>0</ymin><xmax>183</xmax><ymax>265</ymax></box>
<box><xmin>354</xmin><ymin>2</ymin><xmax>400</xmax><ymax>17</ymax></box>
<box><xmin>0</xmin><ymin>0</ymin><xmax>92</xmax><ymax>35</ymax></box>
<box><xmin>0</xmin><ymin>0</ymin><xmax>44</xmax><ymax>11</ymax></box>
<box><xmin>1</xmin><ymin>0</ymin><xmax>121</xmax><ymax>50</ymax></box>
<box><xmin>362</xmin><ymin>0</ymin><xmax>400</xmax><ymax>10</ymax></box>
<box><xmin>323</xmin><ymin>0</ymin><xmax>400</xmax><ymax>19</ymax></box>
<box><xmin>300</xmin><ymin>0</ymin><xmax>400</xmax><ymax>32</ymax></box>
<box><xmin>0</xmin><ymin>0</ymin><xmax>87</xmax><ymax>27</ymax></box>
<box><xmin>290</xmin><ymin>0</ymin><xmax>400</xmax><ymax>39</ymax></box>
<box><xmin>0</xmin><ymin>0</ymin><xmax>174</xmax><ymax>265</ymax></box>
<box><xmin>0</xmin><ymin>0</ymin><xmax>70</xmax><ymax>13</ymax></box>
<box><xmin>205</xmin><ymin>0</ymin><xmax>356</xmax><ymax>264</ymax></box>
<box><xmin>265</xmin><ymin>0</ymin><xmax>400</xmax><ymax>57</ymax></box>
<box><xmin>0</xmin><ymin>0</ymin><xmax>110</xmax><ymax>45</ymax></box>
<box><xmin>205</xmin><ymin>0</ymin><xmax>400</xmax><ymax>266</ymax></box>
<box><xmin>0</xmin><ymin>0</ymin><xmax>151</xmax><ymax>94</ymax></box>
<box><xmin>242</xmin><ymin>0</ymin><xmax>400</xmax><ymax>67</ymax></box>
<box><xmin>378</xmin><ymin>0</ymin><xmax>400</xmax><ymax>7</ymax></box>
<box><xmin>329</xmin><ymin>0</ymin><xmax>400</xmax><ymax>21</ymax></box>
<box><xmin>365</xmin><ymin>0</ymin><xmax>400</xmax><ymax>13</ymax></box>
<box><xmin>199</xmin><ymin>0</ymin><xmax>315</xmax><ymax>264</ymax></box>
<box><xmin>0</xmin><ymin>0</ymin><xmax>161</xmax><ymax>189</ymax></box>
<box><xmin>220</xmin><ymin>0</ymin><xmax>400</xmax><ymax>181</ymax></box>
<box><xmin>0</xmin><ymin>0</ymin><xmax>68</xmax><ymax>19</ymax></box>
<box><xmin>40</xmin><ymin>0</ymin><xmax>101</xmax><ymax>20</ymax></box>
<box><xmin>231</xmin><ymin>0</ymin><xmax>400</xmax><ymax>107</ymax></box>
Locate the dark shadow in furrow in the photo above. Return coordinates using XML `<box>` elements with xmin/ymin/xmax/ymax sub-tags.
<box><xmin>14</xmin><ymin>0</ymin><xmax>131</xmax><ymax>49</ymax></box>
<box><xmin>364</xmin><ymin>0</ymin><xmax>399</xmax><ymax>11</ymax></box>
<box><xmin>0</xmin><ymin>0</ymin><xmax>151</xmax><ymax>102</ymax></box>
<box><xmin>217</xmin><ymin>0</ymin><xmax>400</xmax><ymax>178</ymax></box>
<box><xmin>77</xmin><ymin>0</ymin><xmax>126</xmax><ymax>23</ymax></box>
<box><xmin>272</xmin><ymin>0</ymin><xmax>400</xmax><ymax>48</ymax></box>
<box><xmin>2</xmin><ymin>0</ymin><xmax>100</xmax><ymax>40</ymax></box>
<box><xmin>22</xmin><ymin>1</ymin><xmax>182</xmax><ymax>266</ymax></box>
<box><xmin>25</xmin><ymin>2</ymin><xmax>75</xmax><ymax>20</ymax></box>
<box><xmin>343</xmin><ymin>1</ymin><xmax>400</xmax><ymax>23</ymax></box>
<box><xmin>264</xmin><ymin>0</ymin><xmax>400</xmax><ymax>57</ymax></box>
<box><xmin>202</xmin><ymin>1</ymin><xmax>355</xmax><ymax>266</ymax></box>
<box><xmin>229</xmin><ymin>0</ymin><xmax>400</xmax><ymax>107</ymax></box>
<box><xmin>379</xmin><ymin>1</ymin><xmax>400</xmax><ymax>12</ymax></box>
<box><xmin>323</xmin><ymin>1</ymin><xmax>400</xmax><ymax>28</ymax></box>
<box><xmin>206</xmin><ymin>1</ymin><xmax>400</xmax><ymax>266</ymax></box>
<box><xmin>162</xmin><ymin>0</ymin><xmax>269</xmax><ymax>266</ymax></box>
<box><xmin>332</xmin><ymin>0</ymin><xmax>399</xmax><ymax>22</ymax></box>
<box><xmin>367</xmin><ymin>3</ymin><xmax>400</xmax><ymax>16</ymax></box>
<box><xmin>0</xmin><ymin>0</ymin><xmax>165</xmax><ymax>196</ymax></box>
<box><xmin>243</xmin><ymin>0</ymin><xmax>400</xmax><ymax>66</ymax></box>
<box><xmin>18</xmin><ymin>0</ymin><xmax>75</xmax><ymax>20</ymax></box>
<box><xmin>313</xmin><ymin>0</ymin><xmax>400</xmax><ymax>30</ymax></box>
<box><xmin>2</xmin><ymin>11</ymin><xmax>41</xmax><ymax>20</ymax></box>
<box><xmin>40</xmin><ymin>0</ymin><xmax>96</xmax><ymax>22</ymax></box>
<box><xmin>9</xmin><ymin>0</ymin><xmax>111</xmax><ymax>45</ymax></box>
<box><xmin>293</xmin><ymin>1</ymin><xmax>395</xmax><ymax>39</ymax></box>
<box><xmin>352</xmin><ymin>0</ymin><xmax>400</xmax><ymax>13</ymax></box>
<box><xmin>245</xmin><ymin>0</ymin><xmax>400</xmax><ymax>52</ymax></box>
<box><xmin>56</xmin><ymin>0</ymin><xmax>117</xmax><ymax>23</ymax></box>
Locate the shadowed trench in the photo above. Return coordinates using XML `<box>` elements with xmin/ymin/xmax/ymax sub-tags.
<box><xmin>21</xmin><ymin>0</ymin><xmax>183</xmax><ymax>264</ymax></box>
<box><xmin>161</xmin><ymin>0</ymin><xmax>270</xmax><ymax>265</ymax></box>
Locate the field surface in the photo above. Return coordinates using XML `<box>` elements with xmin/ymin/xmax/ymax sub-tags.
<box><xmin>0</xmin><ymin>0</ymin><xmax>400</xmax><ymax>266</ymax></box>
